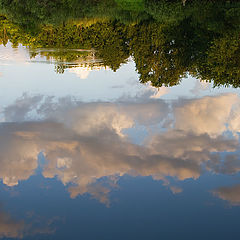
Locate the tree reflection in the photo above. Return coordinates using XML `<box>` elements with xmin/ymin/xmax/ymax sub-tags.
<box><xmin>0</xmin><ymin>0</ymin><xmax>240</xmax><ymax>87</ymax></box>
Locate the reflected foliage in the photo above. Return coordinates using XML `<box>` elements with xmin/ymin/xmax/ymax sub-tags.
<box><xmin>0</xmin><ymin>0</ymin><xmax>240</xmax><ymax>87</ymax></box>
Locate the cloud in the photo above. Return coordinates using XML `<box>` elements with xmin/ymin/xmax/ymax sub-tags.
<box><xmin>191</xmin><ymin>79</ymin><xmax>211</xmax><ymax>95</ymax></box>
<box><xmin>69</xmin><ymin>183</ymin><xmax>112</xmax><ymax>206</ymax></box>
<box><xmin>68</xmin><ymin>67</ymin><xmax>90</xmax><ymax>79</ymax></box>
<box><xmin>145</xmin><ymin>82</ymin><xmax>170</xmax><ymax>99</ymax></box>
<box><xmin>0</xmin><ymin>93</ymin><xmax>240</xmax><ymax>204</ymax></box>
<box><xmin>174</xmin><ymin>94</ymin><xmax>239</xmax><ymax>137</ymax></box>
<box><xmin>0</xmin><ymin>123</ymin><xmax>39</xmax><ymax>186</ymax></box>
<box><xmin>4</xmin><ymin>94</ymin><xmax>169</xmax><ymax>135</ymax></box>
<box><xmin>207</xmin><ymin>154</ymin><xmax>240</xmax><ymax>175</ymax></box>
<box><xmin>228</xmin><ymin>103</ymin><xmax>240</xmax><ymax>135</ymax></box>
<box><xmin>3</xmin><ymin>94</ymin><xmax>44</xmax><ymax>122</ymax></box>
<box><xmin>0</xmin><ymin>210</ymin><xmax>25</xmax><ymax>238</ymax></box>
<box><xmin>213</xmin><ymin>184</ymin><xmax>240</xmax><ymax>206</ymax></box>
<box><xmin>68</xmin><ymin>65</ymin><xmax>111</xmax><ymax>79</ymax></box>
<box><xmin>0</xmin><ymin>207</ymin><xmax>57</xmax><ymax>239</ymax></box>
<box><xmin>0</xmin><ymin>44</ymin><xmax>29</xmax><ymax>64</ymax></box>
<box><xmin>0</xmin><ymin>121</ymin><xmax>225</xmax><ymax>201</ymax></box>
<box><xmin>169</xmin><ymin>186</ymin><xmax>183</xmax><ymax>194</ymax></box>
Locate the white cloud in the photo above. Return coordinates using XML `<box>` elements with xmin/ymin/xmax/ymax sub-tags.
<box><xmin>68</xmin><ymin>67</ymin><xmax>91</xmax><ymax>79</ymax></box>
<box><xmin>68</xmin><ymin>65</ymin><xmax>111</xmax><ymax>79</ymax></box>
<box><xmin>174</xmin><ymin>94</ymin><xmax>239</xmax><ymax>137</ymax></box>
<box><xmin>0</xmin><ymin>44</ymin><xmax>30</xmax><ymax>65</ymax></box>
<box><xmin>0</xmin><ymin>93</ymin><xmax>240</xmax><ymax>204</ymax></box>
<box><xmin>145</xmin><ymin>82</ymin><xmax>170</xmax><ymax>99</ymax></box>
<box><xmin>191</xmin><ymin>79</ymin><xmax>211</xmax><ymax>95</ymax></box>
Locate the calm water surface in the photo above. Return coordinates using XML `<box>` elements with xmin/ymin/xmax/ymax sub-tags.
<box><xmin>1</xmin><ymin>1</ymin><xmax>240</xmax><ymax>237</ymax></box>
<box><xmin>0</xmin><ymin>44</ymin><xmax>240</xmax><ymax>240</ymax></box>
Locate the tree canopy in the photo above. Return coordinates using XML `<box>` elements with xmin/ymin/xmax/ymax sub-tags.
<box><xmin>1</xmin><ymin>0</ymin><xmax>240</xmax><ymax>87</ymax></box>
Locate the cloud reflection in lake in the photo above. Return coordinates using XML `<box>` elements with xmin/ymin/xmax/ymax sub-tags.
<box><xmin>1</xmin><ymin>92</ymin><xmax>240</xmax><ymax>205</ymax></box>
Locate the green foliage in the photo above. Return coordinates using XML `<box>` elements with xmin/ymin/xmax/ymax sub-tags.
<box><xmin>145</xmin><ymin>0</ymin><xmax>186</xmax><ymax>25</ymax></box>
<box><xmin>115</xmin><ymin>0</ymin><xmax>145</xmax><ymax>12</ymax></box>
<box><xmin>1</xmin><ymin>0</ymin><xmax>240</xmax><ymax>88</ymax></box>
<box><xmin>197</xmin><ymin>33</ymin><xmax>240</xmax><ymax>87</ymax></box>
<box><xmin>128</xmin><ymin>22</ymin><xmax>184</xmax><ymax>87</ymax></box>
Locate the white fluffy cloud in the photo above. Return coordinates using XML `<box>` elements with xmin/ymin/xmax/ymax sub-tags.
<box><xmin>0</xmin><ymin>93</ymin><xmax>240</xmax><ymax>204</ymax></box>
<box><xmin>0</xmin><ymin>124</ymin><xmax>39</xmax><ymax>186</ymax></box>
<box><xmin>174</xmin><ymin>94</ymin><xmax>239</xmax><ymax>137</ymax></box>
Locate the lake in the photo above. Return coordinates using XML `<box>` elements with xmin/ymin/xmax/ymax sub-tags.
<box><xmin>0</xmin><ymin>0</ymin><xmax>240</xmax><ymax>239</ymax></box>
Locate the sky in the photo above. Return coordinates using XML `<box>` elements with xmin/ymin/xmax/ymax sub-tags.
<box><xmin>1</xmin><ymin>44</ymin><xmax>240</xmax><ymax>239</ymax></box>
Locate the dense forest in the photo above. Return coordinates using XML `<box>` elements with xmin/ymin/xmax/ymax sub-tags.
<box><xmin>0</xmin><ymin>0</ymin><xmax>240</xmax><ymax>87</ymax></box>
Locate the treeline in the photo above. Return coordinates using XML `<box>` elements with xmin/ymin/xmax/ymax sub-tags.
<box><xmin>0</xmin><ymin>0</ymin><xmax>239</xmax><ymax>28</ymax></box>
<box><xmin>0</xmin><ymin>0</ymin><xmax>240</xmax><ymax>87</ymax></box>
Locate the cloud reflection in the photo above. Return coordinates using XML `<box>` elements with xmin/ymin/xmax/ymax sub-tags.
<box><xmin>0</xmin><ymin>209</ymin><xmax>24</xmax><ymax>238</ymax></box>
<box><xmin>0</xmin><ymin>93</ymin><xmax>240</xmax><ymax>204</ymax></box>
<box><xmin>0</xmin><ymin>207</ymin><xmax>57</xmax><ymax>239</ymax></box>
<box><xmin>213</xmin><ymin>184</ymin><xmax>240</xmax><ymax>206</ymax></box>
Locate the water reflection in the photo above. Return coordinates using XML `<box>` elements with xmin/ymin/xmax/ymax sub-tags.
<box><xmin>0</xmin><ymin>208</ymin><xmax>24</xmax><ymax>238</ymax></box>
<box><xmin>1</xmin><ymin>0</ymin><xmax>240</xmax><ymax>88</ymax></box>
<box><xmin>1</xmin><ymin>93</ymin><xmax>240</xmax><ymax>206</ymax></box>
<box><xmin>28</xmin><ymin>49</ymin><xmax>107</xmax><ymax>75</ymax></box>
<box><xmin>213</xmin><ymin>184</ymin><xmax>240</xmax><ymax>206</ymax></box>
<box><xmin>1</xmin><ymin>0</ymin><xmax>240</xmax><ymax>238</ymax></box>
<box><xmin>0</xmin><ymin>206</ymin><xmax>58</xmax><ymax>239</ymax></box>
